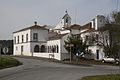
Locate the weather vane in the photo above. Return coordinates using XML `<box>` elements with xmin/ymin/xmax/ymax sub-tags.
<box><xmin>65</xmin><ymin>10</ymin><xmax>68</xmax><ymax>14</ymax></box>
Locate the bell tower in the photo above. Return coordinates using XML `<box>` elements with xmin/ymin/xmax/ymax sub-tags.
<box><xmin>62</xmin><ymin>10</ymin><xmax>71</xmax><ymax>28</ymax></box>
<box><xmin>54</xmin><ymin>11</ymin><xmax>71</xmax><ymax>30</ymax></box>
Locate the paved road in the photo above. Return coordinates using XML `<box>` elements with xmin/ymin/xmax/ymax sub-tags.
<box><xmin>0</xmin><ymin>57</ymin><xmax>119</xmax><ymax>80</ymax></box>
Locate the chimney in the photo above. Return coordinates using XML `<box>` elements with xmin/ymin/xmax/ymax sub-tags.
<box><xmin>34</xmin><ymin>21</ymin><xmax>37</xmax><ymax>25</ymax></box>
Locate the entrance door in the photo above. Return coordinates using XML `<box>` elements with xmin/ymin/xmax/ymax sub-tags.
<box><xmin>96</xmin><ymin>50</ymin><xmax>99</xmax><ymax>60</ymax></box>
<box><xmin>21</xmin><ymin>45</ymin><xmax>23</xmax><ymax>55</ymax></box>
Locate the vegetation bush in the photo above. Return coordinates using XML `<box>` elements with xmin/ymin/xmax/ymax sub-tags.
<box><xmin>81</xmin><ymin>74</ymin><xmax>120</xmax><ymax>80</ymax></box>
<box><xmin>0</xmin><ymin>56</ymin><xmax>22</xmax><ymax>69</ymax></box>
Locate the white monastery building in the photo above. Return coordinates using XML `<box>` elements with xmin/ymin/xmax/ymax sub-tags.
<box><xmin>13</xmin><ymin>11</ymin><xmax>107</xmax><ymax>60</ymax></box>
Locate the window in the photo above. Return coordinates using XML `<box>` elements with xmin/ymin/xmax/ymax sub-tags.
<box><xmin>100</xmin><ymin>19</ymin><xmax>102</xmax><ymax>22</ymax></box>
<box><xmin>22</xmin><ymin>35</ymin><xmax>24</xmax><ymax>43</ymax></box>
<box><xmin>66</xmin><ymin>17</ymin><xmax>68</xmax><ymax>23</ymax></box>
<box><xmin>17</xmin><ymin>36</ymin><xmax>19</xmax><ymax>43</ymax></box>
<box><xmin>21</xmin><ymin>45</ymin><xmax>23</xmax><ymax>55</ymax></box>
<box><xmin>26</xmin><ymin>34</ymin><xmax>28</xmax><ymax>42</ymax></box>
<box><xmin>14</xmin><ymin>37</ymin><xmax>16</xmax><ymax>44</ymax></box>
<box><xmin>57</xmin><ymin>45</ymin><xmax>59</xmax><ymax>53</ymax></box>
<box><xmin>33</xmin><ymin>33</ymin><xmax>38</xmax><ymax>41</ymax></box>
<box><xmin>96</xmin><ymin>50</ymin><xmax>99</xmax><ymax>59</ymax></box>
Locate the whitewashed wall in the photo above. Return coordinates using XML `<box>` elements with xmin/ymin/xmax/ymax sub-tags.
<box><xmin>61</xmin><ymin>34</ymin><xmax>69</xmax><ymax>53</ymax></box>
<box><xmin>47</xmin><ymin>39</ymin><xmax>61</xmax><ymax>53</ymax></box>
<box><xmin>13</xmin><ymin>29</ymin><xmax>31</xmax><ymax>56</ymax></box>
<box><xmin>71</xmin><ymin>29</ymin><xmax>80</xmax><ymax>34</ymax></box>
<box><xmin>31</xmin><ymin>29</ymin><xmax>48</xmax><ymax>42</ymax></box>
<box><xmin>13</xmin><ymin>29</ymin><xmax>31</xmax><ymax>43</ymax></box>
<box><xmin>13</xmin><ymin>28</ymin><xmax>48</xmax><ymax>56</ymax></box>
<box><xmin>80</xmin><ymin>30</ymin><xmax>105</xmax><ymax>60</ymax></box>
<box><xmin>97</xmin><ymin>16</ymin><xmax>105</xmax><ymax>29</ymax></box>
<box><xmin>88</xmin><ymin>46</ymin><xmax>105</xmax><ymax>60</ymax></box>
<box><xmin>91</xmin><ymin>15</ymin><xmax>105</xmax><ymax>30</ymax></box>
<box><xmin>60</xmin><ymin>30</ymin><xmax>70</xmax><ymax>34</ymax></box>
<box><xmin>33</xmin><ymin>53</ymin><xmax>61</xmax><ymax>60</ymax></box>
<box><xmin>33</xmin><ymin>52</ymin><xmax>70</xmax><ymax>60</ymax></box>
<box><xmin>61</xmin><ymin>34</ymin><xmax>70</xmax><ymax>60</ymax></box>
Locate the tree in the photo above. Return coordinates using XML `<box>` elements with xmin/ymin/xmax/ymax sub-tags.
<box><xmin>103</xmin><ymin>24</ymin><xmax>120</xmax><ymax>58</ymax></box>
<box><xmin>64</xmin><ymin>34</ymin><xmax>88</xmax><ymax>60</ymax></box>
<box><xmin>111</xmin><ymin>11</ymin><xmax>120</xmax><ymax>24</ymax></box>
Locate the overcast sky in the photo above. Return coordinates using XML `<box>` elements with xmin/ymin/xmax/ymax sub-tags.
<box><xmin>0</xmin><ymin>0</ymin><xmax>119</xmax><ymax>40</ymax></box>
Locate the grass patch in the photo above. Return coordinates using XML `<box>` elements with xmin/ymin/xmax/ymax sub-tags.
<box><xmin>0</xmin><ymin>56</ymin><xmax>22</xmax><ymax>69</ymax></box>
<box><xmin>81</xmin><ymin>74</ymin><xmax>120</xmax><ymax>80</ymax></box>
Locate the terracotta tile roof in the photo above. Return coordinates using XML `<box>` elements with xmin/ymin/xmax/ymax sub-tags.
<box><xmin>65</xmin><ymin>24</ymin><xmax>81</xmax><ymax>30</ymax></box>
<box><xmin>48</xmin><ymin>31</ymin><xmax>57</xmax><ymax>34</ymax></box>
<box><xmin>49</xmin><ymin>33</ymin><xmax>68</xmax><ymax>40</ymax></box>
<box><xmin>53</xmin><ymin>28</ymin><xmax>63</xmax><ymax>30</ymax></box>
<box><xmin>81</xmin><ymin>28</ymin><xmax>97</xmax><ymax>34</ymax></box>
<box><xmin>13</xmin><ymin>24</ymin><xmax>48</xmax><ymax>33</ymax></box>
<box><xmin>81</xmin><ymin>22</ymin><xmax>92</xmax><ymax>30</ymax></box>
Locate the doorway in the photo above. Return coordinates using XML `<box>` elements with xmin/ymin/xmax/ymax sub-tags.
<box><xmin>21</xmin><ymin>45</ymin><xmax>23</xmax><ymax>55</ymax></box>
<box><xmin>96</xmin><ymin>50</ymin><xmax>99</xmax><ymax>60</ymax></box>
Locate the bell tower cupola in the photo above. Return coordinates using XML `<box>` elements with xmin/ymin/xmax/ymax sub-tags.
<box><xmin>62</xmin><ymin>10</ymin><xmax>71</xmax><ymax>28</ymax></box>
<box><xmin>54</xmin><ymin>10</ymin><xmax>71</xmax><ymax>30</ymax></box>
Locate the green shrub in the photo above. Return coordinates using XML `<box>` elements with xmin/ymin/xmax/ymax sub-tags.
<box><xmin>0</xmin><ymin>56</ymin><xmax>22</xmax><ymax>69</ymax></box>
<box><xmin>81</xmin><ymin>74</ymin><xmax>120</xmax><ymax>80</ymax></box>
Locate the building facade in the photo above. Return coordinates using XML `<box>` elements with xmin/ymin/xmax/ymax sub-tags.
<box><xmin>13</xmin><ymin>12</ymin><xmax>107</xmax><ymax>60</ymax></box>
<box><xmin>13</xmin><ymin>12</ymin><xmax>76</xmax><ymax>60</ymax></box>
<box><xmin>13</xmin><ymin>23</ymin><xmax>48</xmax><ymax>56</ymax></box>
<box><xmin>80</xmin><ymin>15</ymin><xmax>106</xmax><ymax>60</ymax></box>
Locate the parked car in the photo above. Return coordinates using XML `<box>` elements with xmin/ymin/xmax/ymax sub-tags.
<box><xmin>102</xmin><ymin>57</ymin><xmax>119</xmax><ymax>65</ymax></box>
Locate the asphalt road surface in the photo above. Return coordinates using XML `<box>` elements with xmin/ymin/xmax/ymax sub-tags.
<box><xmin>0</xmin><ymin>57</ymin><xmax>119</xmax><ymax>80</ymax></box>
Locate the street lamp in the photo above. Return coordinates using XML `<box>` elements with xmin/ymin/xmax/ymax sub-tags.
<box><xmin>65</xmin><ymin>44</ymin><xmax>74</xmax><ymax>62</ymax></box>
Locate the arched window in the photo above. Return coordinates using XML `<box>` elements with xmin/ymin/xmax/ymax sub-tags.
<box><xmin>57</xmin><ymin>45</ymin><xmax>59</xmax><ymax>53</ymax></box>
<box><xmin>66</xmin><ymin>17</ymin><xmax>68</xmax><ymax>23</ymax></box>
<box><xmin>55</xmin><ymin>45</ymin><xmax>56</xmax><ymax>53</ymax></box>
<box><xmin>51</xmin><ymin>45</ymin><xmax>56</xmax><ymax>53</ymax></box>
<box><xmin>41</xmin><ymin>45</ymin><xmax>46</xmax><ymax>52</ymax></box>
<box><xmin>52</xmin><ymin>46</ymin><xmax>54</xmax><ymax>52</ymax></box>
<box><xmin>34</xmin><ymin>45</ymin><xmax>39</xmax><ymax>52</ymax></box>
